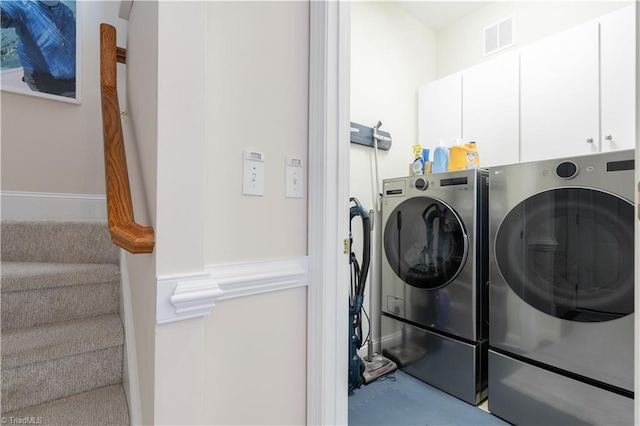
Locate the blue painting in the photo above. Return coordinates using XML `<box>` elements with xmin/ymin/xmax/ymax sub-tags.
<box><xmin>1</xmin><ymin>0</ymin><xmax>79</xmax><ymax>103</ymax></box>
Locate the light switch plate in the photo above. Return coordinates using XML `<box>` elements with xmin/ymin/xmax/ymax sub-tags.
<box><xmin>285</xmin><ymin>157</ymin><xmax>303</xmax><ymax>198</ymax></box>
<box><xmin>243</xmin><ymin>151</ymin><xmax>265</xmax><ymax>196</ymax></box>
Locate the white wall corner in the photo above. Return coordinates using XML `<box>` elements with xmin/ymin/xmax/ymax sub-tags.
<box><xmin>156</xmin><ymin>272</ymin><xmax>223</xmax><ymax>325</ymax></box>
<box><xmin>119</xmin><ymin>252</ymin><xmax>142</xmax><ymax>426</ymax></box>
<box><xmin>207</xmin><ymin>256</ymin><xmax>309</xmax><ymax>301</ymax></box>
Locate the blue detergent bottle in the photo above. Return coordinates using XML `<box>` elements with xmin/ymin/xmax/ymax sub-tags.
<box><xmin>432</xmin><ymin>141</ymin><xmax>449</xmax><ymax>173</ymax></box>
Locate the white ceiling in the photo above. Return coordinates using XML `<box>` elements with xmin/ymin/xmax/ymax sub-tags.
<box><xmin>393</xmin><ymin>1</ymin><xmax>493</xmax><ymax>31</ymax></box>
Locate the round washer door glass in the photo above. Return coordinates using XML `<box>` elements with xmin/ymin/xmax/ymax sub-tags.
<box><xmin>495</xmin><ymin>188</ymin><xmax>634</xmax><ymax>322</ymax></box>
<box><xmin>384</xmin><ymin>197</ymin><xmax>468</xmax><ymax>289</ymax></box>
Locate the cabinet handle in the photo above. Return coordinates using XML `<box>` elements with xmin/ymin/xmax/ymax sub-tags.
<box><xmin>605</xmin><ymin>134</ymin><xmax>613</xmax><ymax>141</ymax></box>
<box><xmin>586</xmin><ymin>138</ymin><xmax>594</xmax><ymax>144</ymax></box>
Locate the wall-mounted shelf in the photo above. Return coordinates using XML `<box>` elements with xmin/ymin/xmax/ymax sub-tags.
<box><xmin>350</xmin><ymin>122</ymin><xmax>392</xmax><ymax>150</ymax></box>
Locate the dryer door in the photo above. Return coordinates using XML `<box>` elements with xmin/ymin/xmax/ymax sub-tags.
<box><xmin>495</xmin><ymin>187</ymin><xmax>634</xmax><ymax>322</ymax></box>
<box><xmin>384</xmin><ymin>196</ymin><xmax>469</xmax><ymax>289</ymax></box>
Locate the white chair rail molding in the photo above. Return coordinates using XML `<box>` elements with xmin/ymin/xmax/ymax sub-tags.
<box><xmin>156</xmin><ymin>256</ymin><xmax>309</xmax><ymax>324</ymax></box>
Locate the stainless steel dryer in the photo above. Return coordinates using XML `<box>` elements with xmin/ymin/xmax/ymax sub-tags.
<box><xmin>488</xmin><ymin>150</ymin><xmax>634</xmax><ymax>425</ymax></box>
<box><xmin>380</xmin><ymin>169</ymin><xmax>488</xmax><ymax>405</ymax></box>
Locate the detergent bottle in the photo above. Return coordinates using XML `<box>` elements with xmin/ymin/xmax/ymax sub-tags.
<box><xmin>466</xmin><ymin>141</ymin><xmax>480</xmax><ymax>168</ymax></box>
<box><xmin>449</xmin><ymin>141</ymin><xmax>480</xmax><ymax>171</ymax></box>
<box><xmin>411</xmin><ymin>144</ymin><xmax>424</xmax><ymax>175</ymax></box>
<box><xmin>422</xmin><ymin>148</ymin><xmax>432</xmax><ymax>174</ymax></box>
<box><xmin>432</xmin><ymin>141</ymin><xmax>449</xmax><ymax>173</ymax></box>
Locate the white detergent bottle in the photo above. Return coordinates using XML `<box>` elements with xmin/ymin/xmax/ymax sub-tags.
<box><xmin>432</xmin><ymin>141</ymin><xmax>449</xmax><ymax>173</ymax></box>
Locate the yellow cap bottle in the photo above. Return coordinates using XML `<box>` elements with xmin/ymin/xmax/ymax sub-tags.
<box><xmin>448</xmin><ymin>142</ymin><xmax>480</xmax><ymax>171</ymax></box>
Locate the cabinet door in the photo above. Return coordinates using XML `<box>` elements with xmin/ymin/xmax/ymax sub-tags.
<box><xmin>463</xmin><ymin>51</ymin><xmax>519</xmax><ymax>167</ymax></box>
<box><xmin>418</xmin><ymin>72</ymin><xmax>462</xmax><ymax>149</ymax></box>
<box><xmin>600</xmin><ymin>4</ymin><xmax>636</xmax><ymax>152</ymax></box>
<box><xmin>520</xmin><ymin>21</ymin><xmax>600</xmax><ymax>162</ymax></box>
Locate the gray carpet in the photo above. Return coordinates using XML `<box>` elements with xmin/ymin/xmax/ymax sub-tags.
<box><xmin>349</xmin><ymin>370</ymin><xmax>509</xmax><ymax>425</ymax></box>
<box><xmin>2</xmin><ymin>261</ymin><xmax>121</xmax><ymax>292</ymax></box>
<box><xmin>1</xmin><ymin>220</ymin><xmax>119</xmax><ymax>264</ymax></box>
<box><xmin>2</xmin><ymin>280</ymin><xmax>120</xmax><ymax>330</ymax></box>
<box><xmin>3</xmin><ymin>384</ymin><xmax>130</xmax><ymax>426</ymax></box>
<box><xmin>2</xmin><ymin>314</ymin><xmax>124</xmax><ymax>369</ymax></box>
<box><xmin>1</xmin><ymin>220</ymin><xmax>129</xmax><ymax>424</ymax></box>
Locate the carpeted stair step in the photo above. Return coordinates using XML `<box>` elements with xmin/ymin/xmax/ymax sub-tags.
<box><xmin>1</xmin><ymin>262</ymin><xmax>121</xmax><ymax>330</ymax></box>
<box><xmin>1</xmin><ymin>314</ymin><xmax>125</xmax><ymax>413</ymax></box>
<box><xmin>0</xmin><ymin>220</ymin><xmax>129</xmax><ymax>422</ymax></box>
<box><xmin>2</xmin><ymin>314</ymin><xmax>124</xmax><ymax>369</ymax></box>
<box><xmin>1</xmin><ymin>220</ymin><xmax>118</xmax><ymax>264</ymax></box>
<box><xmin>2</xmin><ymin>384</ymin><xmax>130</xmax><ymax>426</ymax></box>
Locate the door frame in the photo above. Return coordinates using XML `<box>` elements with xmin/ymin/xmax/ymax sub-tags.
<box><xmin>307</xmin><ymin>1</ymin><xmax>351</xmax><ymax>424</ymax></box>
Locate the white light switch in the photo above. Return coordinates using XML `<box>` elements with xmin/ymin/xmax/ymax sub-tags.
<box><xmin>243</xmin><ymin>151</ymin><xmax>265</xmax><ymax>196</ymax></box>
<box><xmin>285</xmin><ymin>157</ymin><xmax>303</xmax><ymax>198</ymax></box>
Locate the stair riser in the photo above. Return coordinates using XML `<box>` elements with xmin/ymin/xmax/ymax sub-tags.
<box><xmin>1</xmin><ymin>221</ymin><xmax>119</xmax><ymax>264</ymax></box>
<box><xmin>2</xmin><ymin>315</ymin><xmax>125</xmax><ymax>370</ymax></box>
<box><xmin>2</xmin><ymin>283</ymin><xmax>119</xmax><ymax>330</ymax></box>
<box><xmin>2</xmin><ymin>346</ymin><xmax>123</xmax><ymax>413</ymax></box>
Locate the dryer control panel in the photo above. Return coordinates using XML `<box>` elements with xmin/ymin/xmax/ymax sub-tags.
<box><xmin>383</xmin><ymin>180</ymin><xmax>406</xmax><ymax>197</ymax></box>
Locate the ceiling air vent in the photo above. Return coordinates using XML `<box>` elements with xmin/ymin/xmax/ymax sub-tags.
<box><xmin>484</xmin><ymin>17</ymin><xmax>515</xmax><ymax>56</ymax></box>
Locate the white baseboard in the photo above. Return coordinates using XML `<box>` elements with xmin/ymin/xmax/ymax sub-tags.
<box><xmin>1</xmin><ymin>191</ymin><xmax>107</xmax><ymax>220</ymax></box>
<box><xmin>356</xmin><ymin>330</ymin><xmax>404</xmax><ymax>358</ymax></box>
<box><xmin>357</xmin><ymin>338</ymin><xmax>381</xmax><ymax>358</ymax></box>
<box><xmin>156</xmin><ymin>256</ymin><xmax>308</xmax><ymax>325</ymax></box>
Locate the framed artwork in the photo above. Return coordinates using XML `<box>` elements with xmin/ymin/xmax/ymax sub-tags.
<box><xmin>1</xmin><ymin>0</ymin><xmax>80</xmax><ymax>104</ymax></box>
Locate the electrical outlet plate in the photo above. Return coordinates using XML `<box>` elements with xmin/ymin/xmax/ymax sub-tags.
<box><xmin>243</xmin><ymin>151</ymin><xmax>265</xmax><ymax>196</ymax></box>
<box><xmin>285</xmin><ymin>157</ymin><xmax>303</xmax><ymax>198</ymax></box>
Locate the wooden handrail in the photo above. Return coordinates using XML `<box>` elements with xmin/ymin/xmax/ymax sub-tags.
<box><xmin>100</xmin><ymin>23</ymin><xmax>155</xmax><ymax>254</ymax></box>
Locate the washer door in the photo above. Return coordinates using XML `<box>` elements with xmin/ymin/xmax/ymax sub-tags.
<box><xmin>495</xmin><ymin>188</ymin><xmax>634</xmax><ymax>322</ymax></box>
<box><xmin>384</xmin><ymin>197</ymin><xmax>468</xmax><ymax>289</ymax></box>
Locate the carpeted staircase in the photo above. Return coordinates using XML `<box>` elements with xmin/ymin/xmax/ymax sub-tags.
<box><xmin>1</xmin><ymin>220</ymin><xmax>130</xmax><ymax>425</ymax></box>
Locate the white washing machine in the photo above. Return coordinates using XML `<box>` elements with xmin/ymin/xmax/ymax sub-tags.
<box><xmin>380</xmin><ymin>169</ymin><xmax>488</xmax><ymax>405</ymax></box>
<box><xmin>488</xmin><ymin>150</ymin><xmax>634</xmax><ymax>425</ymax></box>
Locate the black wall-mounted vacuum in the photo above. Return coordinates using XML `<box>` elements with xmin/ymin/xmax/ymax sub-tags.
<box><xmin>348</xmin><ymin>198</ymin><xmax>396</xmax><ymax>393</ymax></box>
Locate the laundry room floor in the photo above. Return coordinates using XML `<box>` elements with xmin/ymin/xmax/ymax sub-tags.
<box><xmin>349</xmin><ymin>369</ymin><xmax>508</xmax><ymax>425</ymax></box>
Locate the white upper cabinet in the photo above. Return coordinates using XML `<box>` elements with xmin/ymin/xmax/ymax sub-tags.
<box><xmin>417</xmin><ymin>5</ymin><xmax>635</xmax><ymax>165</ymax></box>
<box><xmin>462</xmin><ymin>51</ymin><xmax>519</xmax><ymax>167</ymax></box>
<box><xmin>600</xmin><ymin>4</ymin><xmax>636</xmax><ymax>152</ymax></box>
<box><xmin>520</xmin><ymin>21</ymin><xmax>600</xmax><ymax>162</ymax></box>
<box><xmin>418</xmin><ymin>72</ymin><xmax>462</xmax><ymax>149</ymax></box>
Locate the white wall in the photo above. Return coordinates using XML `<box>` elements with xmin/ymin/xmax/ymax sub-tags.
<box><xmin>437</xmin><ymin>1</ymin><xmax>632</xmax><ymax>78</ymax></box>
<box><xmin>350</xmin><ymin>1</ymin><xmax>437</xmax><ymax>350</ymax></box>
<box><xmin>1</xmin><ymin>1</ymin><xmax>128</xmax><ymax>195</ymax></box>
<box><xmin>156</xmin><ymin>2</ymin><xmax>207</xmax><ymax>277</ymax></box>
<box><xmin>204</xmin><ymin>2</ymin><xmax>309</xmax><ymax>264</ymax></box>
<box><xmin>203</xmin><ymin>287</ymin><xmax>307</xmax><ymax>425</ymax></box>
<box><xmin>203</xmin><ymin>2</ymin><xmax>309</xmax><ymax>425</ymax></box>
